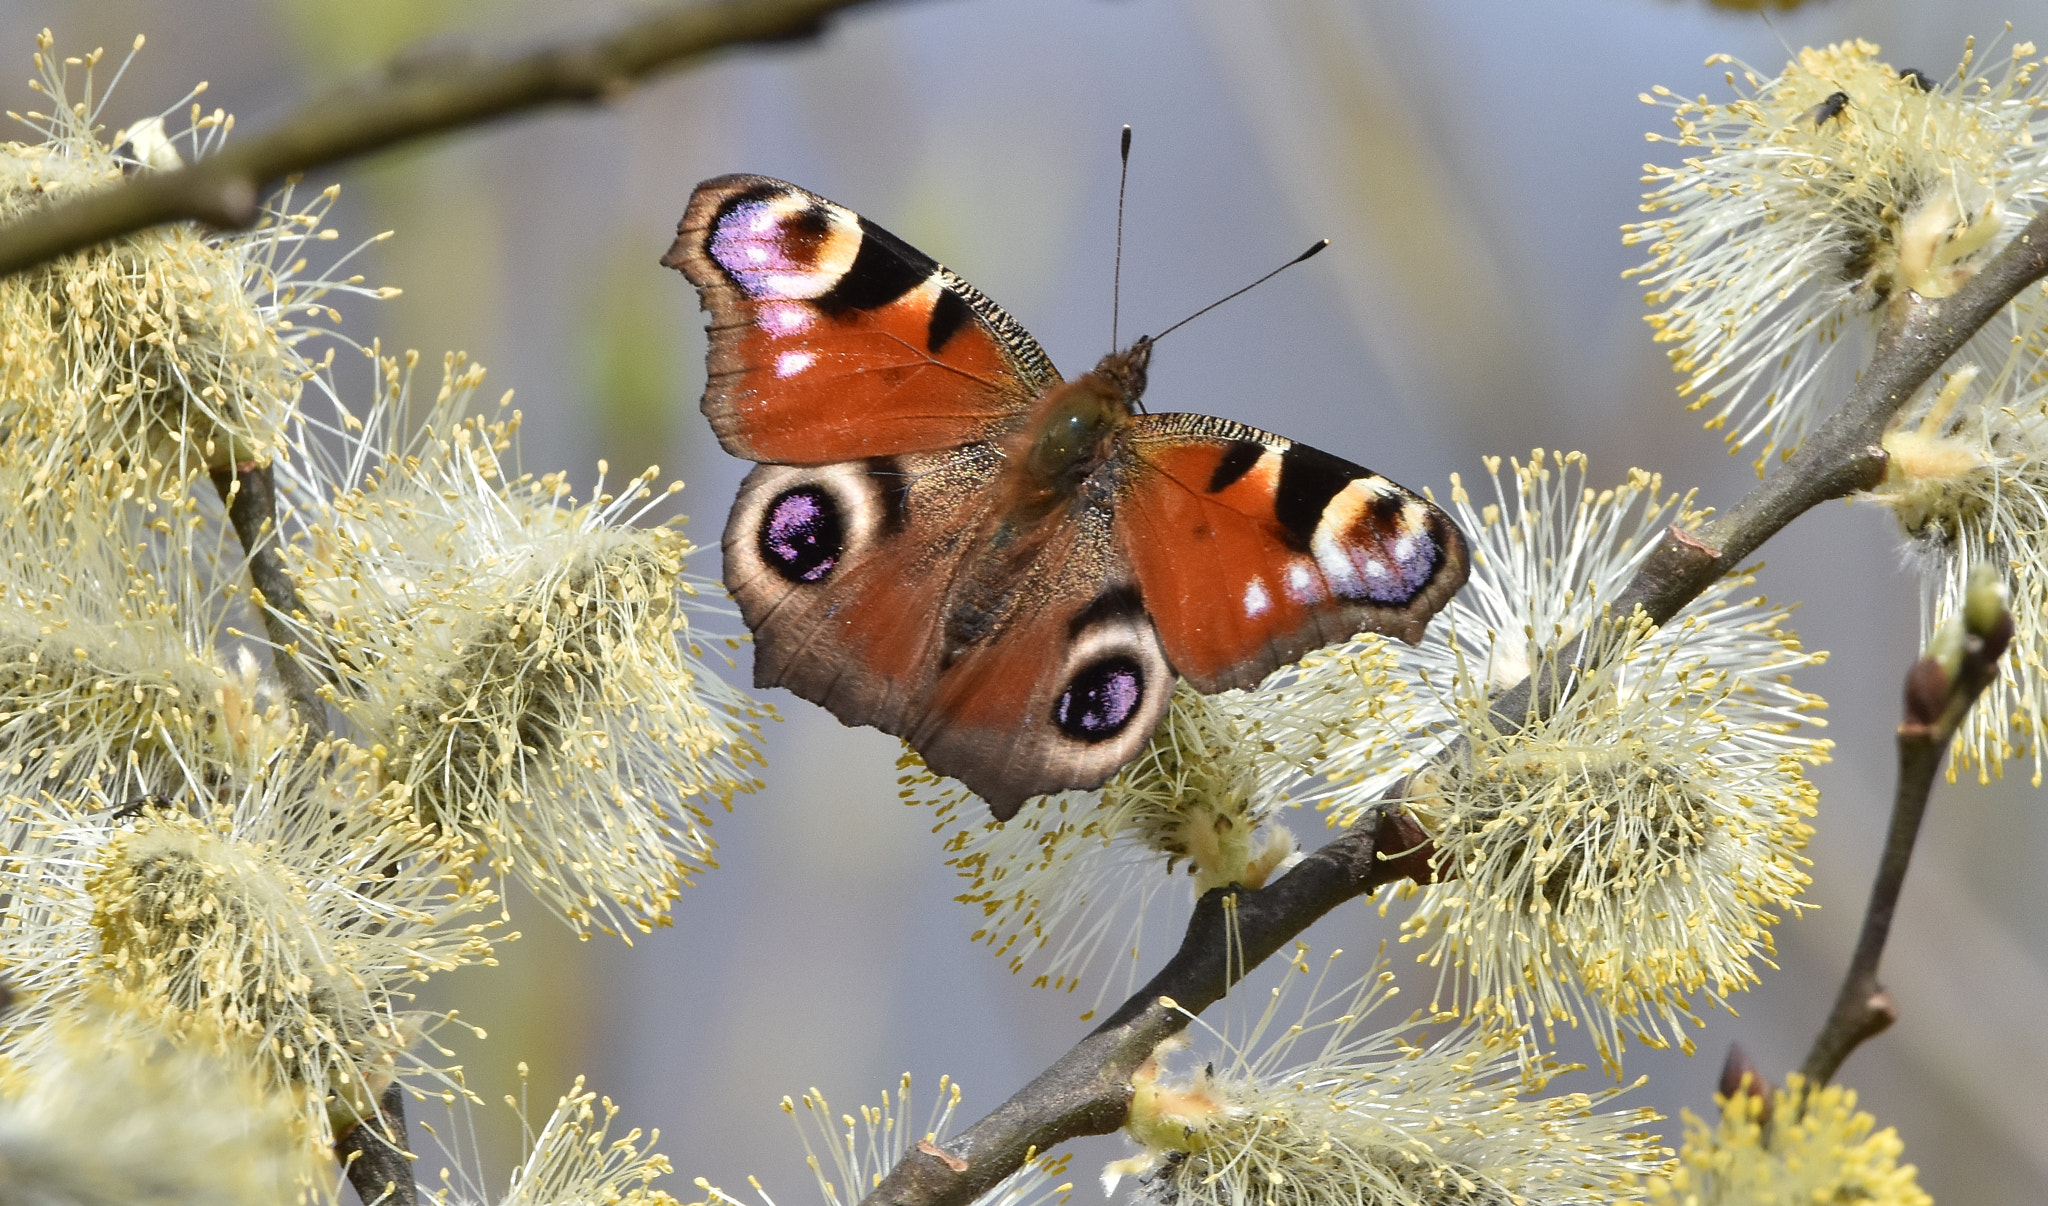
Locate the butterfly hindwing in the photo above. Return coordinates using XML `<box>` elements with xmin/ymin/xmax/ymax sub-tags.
<box><xmin>666</xmin><ymin>175</ymin><xmax>1061</xmax><ymax>464</ymax></box>
<box><xmin>724</xmin><ymin>452</ymin><xmax>980</xmax><ymax>737</ymax></box>
<box><xmin>725</xmin><ymin>450</ymin><xmax>1172</xmax><ymax>820</ymax></box>
<box><xmin>911</xmin><ymin>578</ymin><xmax>1173</xmax><ymax>819</ymax></box>
<box><xmin>1118</xmin><ymin>414</ymin><xmax>1469</xmax><ymax>691</ymax></box>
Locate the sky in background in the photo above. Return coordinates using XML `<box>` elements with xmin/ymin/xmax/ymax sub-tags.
<box><xmin>5</xmin><ymin>1</ymin><xmax>2047</xmax><ymax>1201</ymax></box>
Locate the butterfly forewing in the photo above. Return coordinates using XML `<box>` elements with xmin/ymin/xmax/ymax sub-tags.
<box><xmin>667</xmin><ymin>175</ymin><xmax>1060</xmax><ymax>464</ymax></box>
<box><xmin>1119</xmin><ymin>415</ymin><xmax>1468</xmax><ymax>691</ymax></box>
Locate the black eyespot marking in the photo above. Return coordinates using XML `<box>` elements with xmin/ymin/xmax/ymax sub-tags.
<box><xmin>1274</xmin><ymin>443</ymin><xmax>1364</xmax><ymax>550</ymax></box>
<box><xmin>1052</xmin><ymin>656</ymin><xmax>1145</xmax><ymax>742</ymax></box>
<box><xmin>781</xmin><ymin>204</ymin><xmax>836</xmax><ymax>258</ymax></box>
<box><xmin>1367</xmin><ymin>487</ymin><xmax>1406</xmax><ymax>530</ymax></box>
<box><xmin>816</xmin><ymin>216</ymin><xmax>939</xmax><ymax>313</ymax></box>
<box><xmin>927</xmin><ymin>289</ymin><xmax>972</xmax><ymax>354</ymax></box>
<box><xmin>759</xmin><ymin>486</ymin><xmax>844</xmax><ymax>583</ymax></box>
<box><xmin>1207</xmin><ymin>440</ymin><xmax>1266</xmax><ymax>493</ymax></box>
<box><xmin>1067</xmin><ymin>585</ymin><xmax>1146</xmax><ymax>638</ymax></box>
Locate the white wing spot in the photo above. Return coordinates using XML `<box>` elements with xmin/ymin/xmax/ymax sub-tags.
<box><xmin>761</xmin><ymin>301</ymin><xmax>814</xmax><ymax>336</ymax></box>
<box><xmin>1243</xmin><ymin>578</ymin><xmax>1272</xmax><ymax>619</ymax></box>
<box><xmin>1285</xmin><ymin>561</ymin><xmax>1321</xmax><ymax>603</ymax></box>
<box><xmin>775</xmin><ymin>349</ymin><xmax>817</xmax><ymax>378</ymax></box>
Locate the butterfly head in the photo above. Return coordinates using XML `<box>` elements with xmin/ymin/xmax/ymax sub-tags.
<box><xmin>1094</xmin><ymin>336</ymin><xmax>1155</xmax><ymax>408</ymax></box>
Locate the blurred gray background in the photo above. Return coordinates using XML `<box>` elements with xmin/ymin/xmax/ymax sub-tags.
<box><xmin>7</xmin><ymin>1</ymin><xmax>2044</xmax><ymax>1200</ymax></box>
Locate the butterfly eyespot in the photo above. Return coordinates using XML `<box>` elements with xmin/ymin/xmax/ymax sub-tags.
<box><xmin>1052</xmin><ymin>655</ymin><xmax>1146</xmax><ymax>742</ymax></box>
<box><xmin>759</xmin><ymin>486</ymin><xmax>845</xmax><ymax>583</ymax></box>
<box><xmin>710</xmin><ymin>192</ymin><xmax>859</xmax><ymax>301</ymax></box>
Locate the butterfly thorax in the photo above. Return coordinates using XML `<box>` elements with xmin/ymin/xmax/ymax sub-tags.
<box><xmin>1017</xmin><ymin>339</ymin><xmax>1153</xmax><ymax>501</ymax></box>
<box><xmin>936</xmin><ymin>343</ymin><xmax>1157</xmax><ymax>666</ymax></box>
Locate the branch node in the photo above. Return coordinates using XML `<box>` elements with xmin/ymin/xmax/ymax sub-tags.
<box><xmin>1369</xmin><ymin>807</ymin><xmax>1438</xmax><ymax>887</ymax></box>
<box><xmin>1844</xmin><ymin>443</ymin><xmax>1890</xmax><ymax>493</ymax></box>
<box><xmin>1666</xmin><ymin>522</ymin><xmax>1720</xmax><ymax>558</ymax></box>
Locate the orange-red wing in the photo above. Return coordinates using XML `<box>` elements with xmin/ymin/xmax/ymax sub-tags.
<box><xmin>1119</xmin><ymin>414</ymin><xmax>1468</xmax><ymax>692</ymax></box>
<box><xmin>724</xmin><ymin>450</ymin><xmax>1173</xmax><ymax>820</ymax></box>
<box><xmin>908</xmin><ymin>563</ymin><xmax>1173</xmax><ymax>822</ymax></box>
<box><xmin>724</xmin><ymin>453</ymin><xmax>985</xmax><ymax>743</ymax></box>
<box><xmin>667</xmin><ymin>175</ymin><xmax>1060</xmax><ymax>464</ymax></box>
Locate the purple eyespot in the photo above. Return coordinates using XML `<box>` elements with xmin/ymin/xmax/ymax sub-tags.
<box><xmin>710</xmin><ymin>198</ymin><xmax>837</xmax><ymax>299</ymax></box>
<box><xmin>759</xmin><ymin>486</ymin><xmax>843</xmax><ymax>583</ymax></box>
<box><xmin>1341</xmin><ymin>530</ymin><xmax>1442</xmax><ymax>604</ymax></box>
<box><xmin>1052</xmin><ymin>656</ymin><xmax>1144</xmax><ymax>742</ymax></box>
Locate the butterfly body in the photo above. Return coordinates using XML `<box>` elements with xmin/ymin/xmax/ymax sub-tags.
<box><xmin>667</xmin><ymin>175</ymin><xmax>1467</xmax><ymax>818</ymax></box>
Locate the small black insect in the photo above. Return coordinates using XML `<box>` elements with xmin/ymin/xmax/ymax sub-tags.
<box><xmin>1899</xmin><ymin>67</ymin><xmax>1938</xmax><ymax>92</ymax></box>
<box><xmin>109</xmin><ymin>793</ymin><xmax>174</xmax><ymax>820</ymax></box>
<box><xmin>1804</xmin><ymin>90</ymin><xmax>1850</xmax><ymax>126</ymax></box>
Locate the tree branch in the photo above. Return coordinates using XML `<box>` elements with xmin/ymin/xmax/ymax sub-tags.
<box><xmin>337</xmin><ymin>1082</ymin><xmax>415</xmax><ymax>1206</ymax></box>
<box><xmin>866</xmin><ymin>810</ymin><xmax>1421</xmax><ymax>1206</ymax></box>
<box><xmin>0</xmin><ymin>0</ymin><xmax>894</xmax><ymax>277</ymax></box>
<box><xmin>1616</xmin><ymin>209</ymin><xmax>2048</xmax><ymax>626</ymax></box>
<box><xmin>212</xmin><ymin>463</ymin><xmax>331</xmax><ymax>737</ymax></box>
<box><xmin>1800</xmin><ymin>596</ymin><xmax>2012</xmax><ymax>1085</ymax></box>
<box><xmin>860</xmin><ymin>210</ymin><xmax>2048</xmax><ymax>1206</ymax></box>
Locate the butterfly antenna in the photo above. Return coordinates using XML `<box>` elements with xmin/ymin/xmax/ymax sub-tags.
<box><xmin>1150</xmin><ymin>239</ymin><xmax>1329</xmax><ymax>344</ymax></box>
<box><xmin>1112</xmin><ymin>124</ymin><xmax>1133</xmax><ymax>353</ymax></box>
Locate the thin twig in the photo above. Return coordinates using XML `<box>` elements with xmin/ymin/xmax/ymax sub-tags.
<box><xmin>1800</xmin><ymin>602</ymin><xmax>2012</xmax><ymax>1085</ymax></box>
<box><xmin>0</xmin><ymin>0</ymin><xmax>892</xmax><ymax>277</ymax></box>
<box><xmin>859</xmin><ymin>211</ymin><xmax>2048</xmax><ymax>1206</ymax></box>
<box><xmin>337</xmin><ymin>1082</ymin><xmax>415</xmax><ymax>1206</ymax></box>
<box><xmin>212</xmin><ymin>463</ymin><xmax>330</xmax><ymax>737</ymax></box>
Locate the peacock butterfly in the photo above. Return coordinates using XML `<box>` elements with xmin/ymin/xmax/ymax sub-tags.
<box><xmin>663</xmin><ymin>175</ymin><xmax>1468</xmax><ymax>820</ymax></box>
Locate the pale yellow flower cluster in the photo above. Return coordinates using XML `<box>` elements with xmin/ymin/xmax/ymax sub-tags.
<box><xmin>1626</xmin><ymin>38</ymin><xmax>2048</xmax><ymax>465</ymax></box>
<box><xmin>1645</xmin><ymin>1076</ymin><xmax>1929</xmax><ymax>1206</ymax></box>
<box><xmin>0</xmin><ymin>33</ymin><xmax>734</xmax><ymax>1202</ymax></box>
<box><xmin>1107</xmin><ymin>950</ymin><xmax>1666</xmax><ymax>1206</ymax></box>
<box><xmin>491</xmin><ymin>1078</ymin><xmax>681</xmax><ymax>1206</ymax></box>
<box><xmin>1369</xmin><ymin>456</ymin><xmax>1825</xmax><ymax>1070</ymax></box>
<box><xmin>1631</xmin><ymin>37</ymin><xmax>2048</xmax><ymax>783</ymax></box>
<box><xmin>0</xmin><ymin>1002</ymin><xmax>322</xmax><ymax>1206</ymax></box>
<box><xmin>277</xmin><ymin>350</ymin><xmax>767</xmax><ymax>936</ymax></box>
<box><xmin>691</xmin><ymin>1075</ymin><xmax>1071</xmax><ymax>1206</ymax></box>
